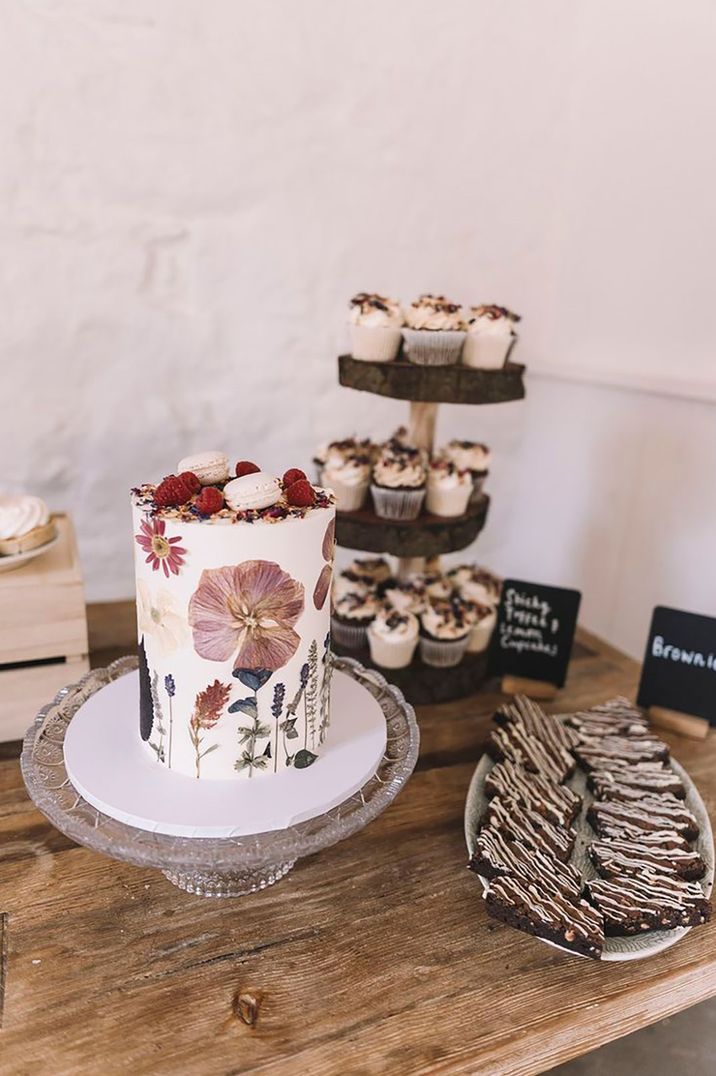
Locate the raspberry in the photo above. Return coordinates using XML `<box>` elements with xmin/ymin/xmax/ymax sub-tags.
<box><xmin>154</xmin><ymin>475</ymin><xmax>192</xmax><ymax>508</ymax></box>
<box><xmin>195</xmin><ymin>487</ymin><xmax>224</xmax><ymax>515</ymax></box>
<box><xmin>178</xmin><ymin>470</ymin><xmax>201</xmax><ymax>495</ymax></box>
<box><xmin>235</xmin><ymin>460</ymin><xmax>260</xmax><ymax>478</ymax></box>
<box><xmin>285</xmin><ymin>479</ymin><xmax>316</xmax><ymax>507</ymax></box>
<box><xmin>283</xmin><ymin>467</ymin><xmax>307</xmax><ymax>488</ymax></box>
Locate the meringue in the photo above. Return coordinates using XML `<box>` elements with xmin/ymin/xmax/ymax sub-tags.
<box><xmin>0</xmin><ymin>495</ymin><xmax>49</xmax><ymax>540</ymax></box>
<box><xmin>177</xmin><ymin>450</ymin><xmax>230</xmax><ymax>486</ymax></box>
<box><xmin>224</xmin><ymin>472</ymin><xmax>281</xmax><ymax>512</ymax></box>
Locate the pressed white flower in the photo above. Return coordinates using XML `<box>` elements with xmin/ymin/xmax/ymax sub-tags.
<box><xmin>137</xmin><ymin>581</ymin><xmax>188</xmax><ymax>657</ymax></box>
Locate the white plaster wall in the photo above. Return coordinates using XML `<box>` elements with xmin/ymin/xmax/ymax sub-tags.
<box><xmin>2</xmin><ymin>0</ymin><xmax>715</xmax><ymax>660</ymax></box>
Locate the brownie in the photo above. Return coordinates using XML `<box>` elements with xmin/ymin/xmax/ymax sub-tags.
<box><xmin>485</xmin><ymin>759</ymin><xmax>582</xmax><ymax>828</ymax></box>
<box><xmin>589</xmin><ymin>837</ymin><xmax>706</xmax><ymax>882</ymax></box>
<box><xmin>575</xmin><ymin>735</ymin><xmax>669</xmax><ymax>772</ymax></box>
<box><xmin>565</xmin><ymin>699</ymin><xmax>650</xmax><ymax>738</ymax></box>
<box><xmin>470</xmin><ymin>827</ymin><xmax>583</xmax><ymax>898</ymax></box>
<box><xmin>587</xmin><ymin>797</ymin><xmax>700</xmax><ymax>843</ymax></box>
<box><xmin>493</xmin><ymin>694</ymin><xmax>578</xmax><ymax>752</ymax></box>
<box><xmin>483</xmin><ymin>796</ymin><xmax>576</xmax><ymax>863</ymax></box>
<box><xmin>588</xmin><ymin>764</ymin><xmax>686</xmax><ymax>802</ymax></box>
<box><xmin>586</xmin><ymin>874</ymin><xmax>711</xmax><ymax>935</ymax></box>
<box><xmin>485</xmin><ymin>875</ymin><xmax>604</xmax><ymax>960</ymax></box>
<box><xmin>488</xmin><ymin>723</ymin><xmax>575</xmax><ymax>784</ymax></box>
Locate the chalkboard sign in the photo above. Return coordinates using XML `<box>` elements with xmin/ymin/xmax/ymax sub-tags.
<box><xmin>490</xmin><ymin>579</ymin><xmax>582</xmax><ymax>688</ymax></box>
<box><xmin>637</xmin><ymin>606</ymin><xmax>716</xmax><ymax>725</ymax></box>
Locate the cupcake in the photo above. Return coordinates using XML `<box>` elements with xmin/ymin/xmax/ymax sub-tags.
<box><xmin>331</xmin><ymin>591</ymin><xmax>379</xmax><ymax>650</ymax></box>
<box><xmin>447</xmin><ymin>564</ymin><xmax>502</xmax><ymax>606</ymax></box>
<box><xmin>402</xmin><ymin>294</ymin><xmax>466</xmax><ymax>366</ymax></box>
<box><xmin>322</xmin><ymin>453</ymin><xmax>371</xmax><ymax>512</ymax></box>
<box><xmin>462</xmin><ymin>600</ymin><xmax>498</xmax><ymax>654</ymax></box>
<box><xmin>382</xmin><ymin>574</ymin><xmax>427</xmax><ymax>615</ymax></box>
<box><xmin>346</xmin><ymin>556</ymin><xmax>392</xmax><ymax>587</ymax></box>
<box><xmin>425</xmin><ymin>459</ymin><xmax>472</xmax><ymax>517</ymax></box>
<box><xmin>332</xmin><ymin>568</ymin><xmax>373</xmax><ymax>603</ymax></box>
<box><xmin>371</xmin><ymin>439</ymin><xmax>427</xmax><ymax>521</ymax></box>
<box><xmin>419</xmin><ymin>598</ymin><xmax>471</xmax><ymax>667</ymax></box>
<box><xmin>441</xmin><ymin>440</ymin><xmax>491</xmax><ymax>498</ymax></box>
<box><xmin>314</xmin><ymin>437</ymin><xmax>376</xmax><ymax>485</ymax></box>
<box><xmin>462</xmin><ymin>305</ymin><xmax>520</xmax><ymax>369</ymax></box>
<box><xmin>422</xmin><ymin>572</ymin><xmax>454</xmax><ymax>602</ymax></box>
<box><xmin>348</xmin><ymin>292</ymin><xmax>404</xmax><ymax>362</ymax></box>
<box><xmin>367</xmin><ymin>607</ymin><xmax>420</xmax><ymax>669</ymax></box>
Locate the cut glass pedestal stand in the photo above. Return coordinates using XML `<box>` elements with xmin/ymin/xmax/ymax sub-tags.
<box><xmin>21</xmin><ymin>655</ymin><xmax>419</xmax><ymax>898</ymax></box>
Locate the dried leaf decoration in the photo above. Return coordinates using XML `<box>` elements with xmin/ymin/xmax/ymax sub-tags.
<box><xmin>138</xmin><ymin>636</ymin><xmax>153</xmax><ymax>742</ymax></box>
<box><xmin>313</xmin><ymin>563</ymin><xmax>332</xmax><ymax>610</ymax></box>
<box><xmin>191</xmin><ymin>680</ymin><xmax>231</xmax><ymax>731</ymax></box>
<box><xmin>321</xmin><ymin>518</ymin><xmax>335</xmax><ymax>563</ymax></box>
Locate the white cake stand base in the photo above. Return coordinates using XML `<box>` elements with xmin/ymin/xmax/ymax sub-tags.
<box><xmin>21</xmin><ymin>655</ymin><xmax>419</xmax><ymax>897</ymax></box>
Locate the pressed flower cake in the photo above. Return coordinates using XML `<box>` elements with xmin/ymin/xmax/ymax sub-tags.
<box><xmin>132</xmin><ymin>454</ymin><xmax>336</xmax><ymax>780</ymax></box>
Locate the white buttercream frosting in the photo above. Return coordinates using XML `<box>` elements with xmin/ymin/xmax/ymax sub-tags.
<box><xmin>333</xmin><ymin>591</ymin><xmax>379</xmax><ymax>623</ymax></box>
<box><xmin>427</xmin><ymin>459</ymin><xmax>472</xmax><ymax>493</ymax></box>
<box><xmin>465</xmin><ymin>305</ymin><xmax>520</xmax><ymax>338</ymax></box>
<box><xmin>370</xmin><ymin>607</ymin><xmax>419</xmax><ymax>644</ymax></box>
<box><xmin>0</xmin><ymin>495</ymin><xmax>49</xmax><ymax>540</ymax></box>
<box><xmin>404</xmin><ymin>294</ymin><xmax>465</xmax><ymax>331</ymax></box>
<box><xmin>348</xmin><ymin>293</ymin><xmax>403</xmax><ymax>328</ymax></box>
<box><xmin>372</xmin><ymin>439</ymin><xmax>427</xmax><ymax>490</ymax></box>
<box><xmin>322</xmin><ymin>456</ymin><xmax>370</xmax><ymax>489</ymax></box>
<box><xmin>442</xmin><ymin>440</ymin><xmax>491</xmax><ymax>474</ymax></box>
<box><xmin>447</xmin><ymin>564</ymin><xmax>502</xmax><ymax>605</ymax></box>
<box><xmin>420</xmin><ymin>599</ymin><xmax>471</xmax><ymax>641</ymax></box>
<box><xmin>177</xmin><ymin>450</ymin><xmax>230</xmax><ymax>485</ymax></box>
<box><xmin>346</xmin><ymin>557</ymin><xmax>392</xmax><ymax>585</ymax></box>
<box><xmin>224</xmin><ymin>472</ymin><xmax>281</xmax><ymax>511</ymax></box>
<box><xmin>383</xmin><ymin>577</ymin><xmax>427</xmax><ymax>615</ymax></box>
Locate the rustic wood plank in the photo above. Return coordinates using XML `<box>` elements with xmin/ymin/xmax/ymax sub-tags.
<box><xmin>0</xmin><ymin>600</ymin><xmax>714</xmax><ymax>1075</ymax></box>
<box><xmin>335</xmin><ymin>495</ymin><xmax>489</xmax><ymax>558</ymax></box>
<box><xmin>338</xmin><ymin>355</ymin><xmax>526</xmax><ymax>404</ymax></box>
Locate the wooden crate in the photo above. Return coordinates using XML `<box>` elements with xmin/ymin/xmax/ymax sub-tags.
<box><xmin>0</xmin><ymin>514</ymin><xmax>89</xmax><ymax>741</ymax></box>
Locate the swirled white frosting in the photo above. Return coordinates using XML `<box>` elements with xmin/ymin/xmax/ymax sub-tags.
<box><xmin>447</xmin><ymin>564</ymin><xmax>502</xmax><ymax>605</ymax></box>
<box><xmin>420</xmin><ymin>599</ymin><xmax>471</xmax><ymax>641</ymax></box>
<box><xmin>349</xmin><ymin>293</ymin><xmax>403</xmax><ymax>328</ymax></box>
<box><xmin>0</xmin><ymin>495</ymin><xmax>49</xmax><ymax>540</ymax></box>
<box><xmin>442</xmin><ymin>440</ymin><xmax>491</xmax><ymax>474</ymax></box>
<box><xmin>405</xmin><ymin>294</ymin><xmax>465</xmax><ymax>331</ymax></box>
<box><xmin>465</xmin><ymin>305</ymin><xmax>520</xmax><ymax>338</ymax></box>
<box><xmin>224</xmin><ymin>472</ymin><xmax>281</xmax><ymax>511</ymax></box>
<box><xmin>346</xmin><ymin>557</ymin><xmax>392</xmax><ymax>585</ymax></box>
<box><xmin>370</xmin><ymin>607</ymin><xmax>419</xmax><ymax>643</ymax></box>
<box><xmin>323</xmin><ymin>456</ymin><xmax>370</xmax><ymax>489</ymax></box>
<box><xmin>383</xmin><ymin>576</ymin><xmax>427</xmax><ymax>614</ymax></box>
<box><xmin>333</xmin><ymin>591</ymin><xmax>379</xmax><ymax>623</ymax></box>
<box><xmin>373</xmin><ymin>440</ymin><xmax>427</xmax><ymax>489</ymax></box>
<box><xmin>427</xmin><ymin>459</ymin><xmax>472</xmax><ymax>493</ymax></box>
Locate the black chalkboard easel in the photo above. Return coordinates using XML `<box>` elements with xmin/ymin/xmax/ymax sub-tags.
<box><xmin>637</xmin><ymin>606</ymin><xmax>716</xmax><ymax>740</ymax></box>
<box><xmin>490</xmin><ymin>578</ymin><xmax>581</xmax><ymax>699</ymax></box>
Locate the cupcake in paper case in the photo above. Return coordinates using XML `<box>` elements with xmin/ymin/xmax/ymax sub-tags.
<box><xmin>332</xmin><ymin>568</ymin><xmax>373</xmax><ymax>603</ymax></box>
<box><xmin>346</xmin><ymin>556</ymin><xmax>392</xmax><ymax>587</ymax></box>
<box><xmin>447</xmin><ymin>564</ymin><xmax>502</xmax><ymax>606</ymax></box>
<box><xmin>422</xmin><ymin>571</ymin><xmax>454</xmax><ymax>602</ymax></box>
<box><xmin>383</xmin><ymin>574</ymin><xmax>428</xmax><ymax>616</ymax></box>
<box><xmin>462</xmin><ymin>600</ymin><xmax>498</xmax><ymax>654</ymax></box>
<box><xmin>348</xmin><ymin>292</ymin><xmax>404</xmax><ymax>362</ymax></box>
<box><xmin>419</xmin><ymin>598</ymin><xmax>471</xmax><ymax>668</ymax></box>
<box><xmin>425</xmin><ymin>459</ymin><xmax>472</xmax><ymax>518</ymax></box>
<box><xmin>321</xmin><ymin>454</ymin><xmax>371</xmax><ymax>512</ymax></box>
<box><xmin>313</xmin><ymin>437</ymin><xmax>378</xmax><ymax>484</ymax></box>
<box><xmin>371</xmin><ymin>438</ymin><xmax>427</xmax><ymax>521</ymax></box>
<box><xmin>462</xmin><ymin>304</ymin><xmax>520</xmax><ymax>368</ymax></box>
<box><xmin>331</xmin><ymin>591</ymin><xmax>379</xmax><ymax>650</ymax></box>
<box><xmin>440</xmin><ymin>440</ymin><xmax>491</xmax><ymax>498</ymax></box>
<box><xmin>402</xmin><ymin>294</ymin><xmax>466</xmax><ymax>366</ymax></box>
<box><xmin>367</xmin><ymin>607</ymin><xmax>419</xmax><ymax>669</ymax></box>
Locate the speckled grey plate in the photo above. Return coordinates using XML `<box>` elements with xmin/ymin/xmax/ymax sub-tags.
<box><xmin>464</xmin><ymin>727</ymin><xmax>714</xmax><ymax>961</ymax></box>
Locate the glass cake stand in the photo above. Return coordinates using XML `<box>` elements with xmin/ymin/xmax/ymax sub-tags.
<box><xmin>21</xmin><ymin>655</ymin><xmax>419</xmax><ymax>897</ymax></box>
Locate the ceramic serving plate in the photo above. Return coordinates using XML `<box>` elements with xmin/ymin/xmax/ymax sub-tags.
<box><xmin>464</xmin><ymin>724</ymin><xmax>714</xmax><ymax>962</ymax></box>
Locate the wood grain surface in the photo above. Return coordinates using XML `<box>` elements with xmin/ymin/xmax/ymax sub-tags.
<box><xmin>337</xmin><ymin>355</ymin><xmax>526</xmax><ymax>404</ymax></box>
<box><xmin>1</xmin><ymin>606</ymin><xmax>715</xmax><ymax>1075</ymax></box>
<box><xmin>335</xmin><ymin>496</ymin><xmax>489</xmax><ymax>558</ymax></box>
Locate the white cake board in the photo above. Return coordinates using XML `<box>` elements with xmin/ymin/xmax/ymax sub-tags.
<box><xmin>63</xmin><ymin>669</ymin><xmax>387</xmax><ymax>839</ymax></box>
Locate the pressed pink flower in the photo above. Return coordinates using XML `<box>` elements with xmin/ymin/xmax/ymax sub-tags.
<box><xmin>135</xmin><ymin>518</ymin><xmax>187</xmax><ymax>577</ymax></box>
<box><xmin>188</xmin><ymin>560</ymin><xmax>305</xmax><ymax>669</ymax></box>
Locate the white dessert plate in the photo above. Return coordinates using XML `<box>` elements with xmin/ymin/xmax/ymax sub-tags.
<box><xmin>64</xmin><ymin>667</ymin><xmax>387</xmax><ymax>839</ymax></box>
<box><xmin>0</xmin><ymin>533</ymin><xmax>59</xmax><ymax>573</ymax></box>
<box><xmin>464</xmin><ymin>725</ymin><xmax>714</xmax><ymax>962</ymax></box>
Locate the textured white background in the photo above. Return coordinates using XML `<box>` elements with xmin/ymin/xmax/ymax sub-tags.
<box><xmin>2</xmin><ymin>0</ymin><xmax>716</xmax><ymax>658</ymax></box>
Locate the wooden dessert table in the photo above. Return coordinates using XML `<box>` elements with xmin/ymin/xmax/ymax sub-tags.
<box><xmin>1</xmin><ymin>603</ymin><xmax>715</xmax><ymax>1075</ymax></box>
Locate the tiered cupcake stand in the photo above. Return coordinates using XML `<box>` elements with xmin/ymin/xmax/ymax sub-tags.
<box><xmin>333</xmin><ymin>353</ymin><xmax>526</xmax><ymax>704</ymax></box>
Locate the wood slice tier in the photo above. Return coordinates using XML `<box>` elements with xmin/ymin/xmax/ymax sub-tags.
<box><xmin>335</xmin><ymin>495</ymin><xmax>489</xmax><ymax>557</ymax></box>
<box><xmin>332</xmin><ymin>643</ymin><xmax>489</xmax><ymax>705</ymax></box>
<box><xmin>338</xmin><ymin>355</ymin><xmax>525</xmax><ymax>404</ymax></box>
